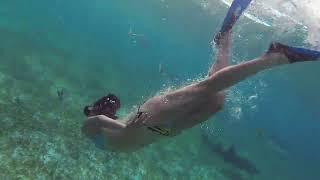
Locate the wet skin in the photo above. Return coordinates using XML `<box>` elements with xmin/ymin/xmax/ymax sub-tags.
<box><xmin>82</xmin><ymin>82</ymin><xmax>224</xmax><ymax>152</ymax></box>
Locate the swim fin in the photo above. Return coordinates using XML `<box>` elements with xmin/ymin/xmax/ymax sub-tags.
<box><xmin>215</xmin><ymin>0</ymin><xmax>253</xmax><ymax>43</ymax></box>
<box><xmin>268</xmin><ymin>42</ymin><xmax>320</xmax><ymax>63</ymax></box>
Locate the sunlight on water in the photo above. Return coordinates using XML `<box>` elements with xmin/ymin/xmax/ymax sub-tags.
<box><xmin>195</xmin><ymin>0</ymin><xmax>320</xmax><ymax>47</ymax></box>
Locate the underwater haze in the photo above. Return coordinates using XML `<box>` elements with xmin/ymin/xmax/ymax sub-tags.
<box><xmin>0</xmin><ymin>0</ymin><xmax>320</xmax><ymax>179</ymax></box>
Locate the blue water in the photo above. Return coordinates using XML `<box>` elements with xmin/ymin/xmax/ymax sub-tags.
<box><xmin>0</xmin><ymin>0</ymin><xmax>319</xmax><ymax>179</ymax></box>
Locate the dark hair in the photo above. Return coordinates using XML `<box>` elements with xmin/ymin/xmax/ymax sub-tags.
<box><xmin>83</xmin><ymin>94</ymin><xmax>121</xmax><ymax>119</ymax></box>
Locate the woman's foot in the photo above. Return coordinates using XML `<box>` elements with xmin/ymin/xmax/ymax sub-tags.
<box><xmin>267</xmin><ymin>42</ymin><xmax>320</xmax><ymax>63</ymax></box>
<box><xmin>214</xmin><ymin>0</ymin><xmax>253</xmax><ymax>45</ymax></box>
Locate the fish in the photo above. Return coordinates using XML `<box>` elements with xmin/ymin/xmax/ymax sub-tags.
<box><xmin>202</xmin><ymin>133</ymin><xmax>259</xmax><ymax>175</ymax></box>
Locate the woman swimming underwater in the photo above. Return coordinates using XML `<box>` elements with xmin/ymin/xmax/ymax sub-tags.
<box><xmin>82</xmin><ymin>0</ymin><xmax>320</xmax><ymax>152</ymax></box>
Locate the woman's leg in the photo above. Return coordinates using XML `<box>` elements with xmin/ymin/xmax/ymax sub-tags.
<box><xmin>209</xmin><ymin>0</ymin><xmax>253</xmax><ymax>75</ymax></box>
<box><xmin>207</xmin><ymin>31</ymin><xmax>232</xmax><ymax>104</ymax></box>
<box><xmin>208</xmin><ymin>30</ymin><xmax>232</xmax><ymax>76</ymax></box>
<box><xmin>201</xmin><ymin>43</ymin><xmax>320</xmax><ymax>93</ymax></box>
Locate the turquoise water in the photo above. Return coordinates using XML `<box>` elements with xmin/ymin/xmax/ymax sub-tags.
<box><xmin>0</xmin><ymin>0</ymin><xmax>319</xmax><ymax>179</ymax></box>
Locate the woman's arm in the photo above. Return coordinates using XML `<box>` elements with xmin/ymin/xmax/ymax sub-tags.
<box><xmin>82</xmin><ymin>115</ymin><xmax>126</xmax><ymax>138</ymax></box>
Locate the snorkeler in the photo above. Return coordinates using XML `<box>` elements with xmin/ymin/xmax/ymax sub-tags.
<box><xmin>82</xmin><ymin>0</ymin><xmax>320</xmax><ymax>152</ymax></box>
